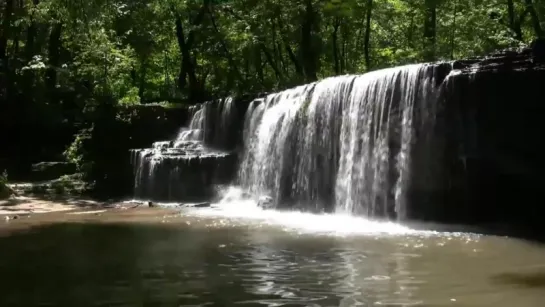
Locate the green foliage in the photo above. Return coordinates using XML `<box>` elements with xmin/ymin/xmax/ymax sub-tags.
<box><xmin>2</xmin><ymin>0</ymin><xmax>543</xmax><ymax>107</ymax></box>
<box><xmin>119</xmin><ymin>87</ymin><xmax>142</xmax><ymax>105</ymax></box>
<box><xmin>64</xmin><ymin>128</ymin><xmax>94</xmax><ymax>175</ymax></box>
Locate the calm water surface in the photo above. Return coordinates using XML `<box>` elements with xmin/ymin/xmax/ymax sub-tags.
<box><xmin>1</xmin><ymin>203</ymin><xmax>545</xmax><ymax>307</ymax></box>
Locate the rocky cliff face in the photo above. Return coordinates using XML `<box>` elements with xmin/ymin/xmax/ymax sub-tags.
<box><xmin>409</xmin><ymin>43</ymin><xmax>545</xmax><ymax>236</ymax></box>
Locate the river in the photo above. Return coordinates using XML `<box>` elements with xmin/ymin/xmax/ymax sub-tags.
<box><xmin>0</xmin><ymin>202</ymin><xmax>544</xmax><ymax>307</ymax></box>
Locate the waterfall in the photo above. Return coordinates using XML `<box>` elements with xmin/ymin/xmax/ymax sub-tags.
<box><xmin>130</xmin><ymin>97</ymin><xmax>239</xmax><ymax>202</ymax></box>
<box><xmin>129</xmin><ymin>64</ymin><xmax>447</xmax><ymax>218</ymax></box>
<box><xmin>238</xmin><ymin>64</ymin><xmax>444</xmax><ymax>219</ymax></box>
<box><xmin>176</xmin><ymin>105</ymin><xmax>205</xmax><ymax>144</ymax></box>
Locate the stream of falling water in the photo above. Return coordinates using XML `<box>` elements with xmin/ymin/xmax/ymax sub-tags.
<box><xmin>238</xmin><ymin>64</ymin><xmax>442</xmax><ymax>219</ymax></box>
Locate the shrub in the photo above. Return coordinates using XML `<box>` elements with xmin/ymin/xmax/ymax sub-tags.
<box><xmin>64</xmin><ymin>127</ymin><xmax>94</xmax><ymax>176</ymax></box>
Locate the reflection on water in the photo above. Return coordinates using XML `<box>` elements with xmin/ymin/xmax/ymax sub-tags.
<box><xmin>0</xmin><ymin>208</ymin><xmax>545</xmax><ymax>306</ymax></box>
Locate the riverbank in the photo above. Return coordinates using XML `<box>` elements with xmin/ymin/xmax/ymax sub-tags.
<box><xmin>0</xmin><ymin>196</ymin><xmax>101</xmax><ymax>216</ymax></box>
<box><xmin>0</xmin><ymin>194</ymin><xmax>174</xmax><ymax>219</ymax></box>
<box><xmin>0</xmin><ymin>195</ymin><xmax>178</xmax><ymax>238</ymax></box>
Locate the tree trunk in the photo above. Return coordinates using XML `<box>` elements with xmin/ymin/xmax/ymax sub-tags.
<box><xmin>260</xmin><ymin>44</ymin><xmax>283</xmax><ymax>80</ymax></box>
<box><xmin>341</xmin><ymin>23</ymin><xmax>347</xmax><ymax>73</ymax></box>
<box><xmin>524</xmin><ymin>0</ymin><xmax>544</xmax><ymax>38</ymax></box>
<box><xmin>174</xmin><ymin>1</ymin><xmax>208</xmax><ymax>103</ymax></box>
<box><xmin>255</xmin><ymin>47</ymin><xmax>264</xmax><ymax>84</ymax></box>
<box><xmin>278</xmin><ymin>18</ymin><xmax>304</xmax><ymax>78</ymax></box>
<box><xmin>25</xmin><ymin>0</ymin><xmax>41</xmax><ymax>62</ymax></box>
<box><xmin>364</xmin><ymin>0</ymin><xmax>373</xmax><ymax>70</ymax></box>
<box><xmin>45</xmin><ymin>23</ymin><xmax>62</xmax><ymax>95</ymax></box>
<box><xmin>332</xmin><ymin>18</ymin><xmax>340</xmax><ymax>75</ymax></box>
<box><xmin>407</xmin><ymin>8</ymin><xmax>416</xmax><ymax>48</ymax></box>
<box><xmin>507</xmin><ymin>0</ymin><xmax>523</xmax><ymax>41</ymax></box>
<box><xmin>175</xmin><ymin>15</ymin><xmax>196</xmax><ymax>97</ymax></box>
<box><xmin>423</xmin><ymin>0</ymin><xmax>437</xmax><ymax>62</ymax></box>
<box><xmin>207</xmin><ymin>5</ymin><xmax>243</xmax><ymax>86</ymax></box>
<box><xmin>0</xmin><ymin>0</ymin><xmax>14</xmax><ymax>101</ymax></box>
<box><xmin>300</xmin><ymin>0</ymin><xmax>317</xmax><ymax>82</ymax></box>
<box><xmin>450</xmin><ymin>0</ymin><xmax>457</xmax><ymax>59</ymax></box>
<box><xmin>272</xmin><ymin>19</ymin><xmax>279</xmax><ymax>68</ymax></box>
<box><xmin>0</xmin><ymin>0</ymin><xmax>13</xmax><ymax>66</ymax></box>
<box><xmin>138</xmin><ymin>60</ymin><xmax>147</xmax><ymax>102</ymax></box>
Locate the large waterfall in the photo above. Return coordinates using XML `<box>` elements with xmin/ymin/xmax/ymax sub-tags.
<box><xmin>130</xmin><ymin>63</ymin><xmax>450</xmax><ymax>219</ymax></box>
<box><xmin>237</xmin><ymin>64</ymin><xmax>445</xmax><ymax>219</ymax></box>
<box><xmin>126</xmin><ymin>46</ymin><xmax>543</xmax><ymax>231</ymax></box>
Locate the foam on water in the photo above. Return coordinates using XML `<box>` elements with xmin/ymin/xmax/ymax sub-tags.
<box><xmin>186</xmin><ymin>187</ymin><xmax>424</xmax><ymax>236</ymax></box>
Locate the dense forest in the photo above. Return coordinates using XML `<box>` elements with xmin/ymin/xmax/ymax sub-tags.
<box><xmin>1</xmin><ymin>0</ymin><xmax>544</xmax><ymax>105</ymax></box>
<box><xmin>0</xmin><ymin>0</ymin><xmax>544</xmax><ymax>197</ymax></box>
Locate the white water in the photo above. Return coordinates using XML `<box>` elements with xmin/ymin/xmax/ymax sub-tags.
<box><xmin>175</xmin><ymin>105</ymin><xmax>205</xmax><ymax>144</ymax></box>
<box><xmin>174</xmin><ymin>97</ymin><xmax>237</xmax><ymax>147</ymax></box>
<box><xmin>187</xmin><ymin>187</ymin><xmax>430</xmax><ymax>237</ymax></box>
<box><xmin>238</xmin><ymin>64</ymin><xmax>442</xmax><ymax>219</ymax></box>
<box><xmin>131</xmin><ymin>64</ymin><xmax>446</xmax><ymax>220</ymax></box>
<box><xmin>130</xmin><ymin>97</ymin><xmax>237</xmax><ymax>202</ymax></box>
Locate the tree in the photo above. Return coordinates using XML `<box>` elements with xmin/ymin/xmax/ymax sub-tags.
<box><xmin>1</xmin><ymin>0</ymin><xmax>543</xmax><ymax>111</ymax></box>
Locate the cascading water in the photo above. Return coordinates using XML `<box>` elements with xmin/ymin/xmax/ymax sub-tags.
<box><xmin>237</xmin><ymin>64</ymin><xmax>446</xmax><ymax>219</ymax></box>
<box><xmin>127</xmin><ymin>47</ymin><xmax>544</xmax><ymax>233</ymax></box>
<box><xmin>175</xmin><ymin>105</ymin><xmax>206</xmax><ymax>143</ymax></box>
<box><xmin>129</xmin><ymin>64</ymin><xmax>449</xmax><ymax>219</ymax></box>
<box><xmin>130</xmin><ymin>98</ymin><xmax>239</xmax><ymax>202</ymax></box>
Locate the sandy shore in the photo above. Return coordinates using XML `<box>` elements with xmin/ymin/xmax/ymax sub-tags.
<box><xmin>0</xmin><ymin>195</ymin><xmax>175</xmax><ymax>220</ymax></box>
<box><xmin>0</xmin><ymin>196</ymin><xmax>180</xmax><ymax>236</ymax></box>
<box><xmin>0</xmin><ymin>196</ymin><xmax>103</xmax><ymax>215</ymax></box>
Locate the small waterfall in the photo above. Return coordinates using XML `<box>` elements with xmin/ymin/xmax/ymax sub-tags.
<box><xmin>130</xmin><ymin>98</ymin><xmax>239</xmax><ymax>202</ymax></box>
<box><xmin>175</xmin><ymin>105</ymin><xmax>206</xmax><ymax>143</ymax></box>
<box><xmin>238</xmin><ymin>64</ymin><xmax>445</xmax><ymax>219</ymax></box>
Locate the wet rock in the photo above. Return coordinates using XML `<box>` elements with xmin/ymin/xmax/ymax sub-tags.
<box><xmin>182</xmin><ymin>202</ymin><xmax>211</xmax><ymax>208</ymax></box>
<box><xmin>407</xmin><ymin>45</ymin><xmax>545</xmax><ymax>237</ymax></box>
<box><xmin>257</xmin><ymin>196</ymin><xmax>274</xmax><ymax>209</ymax></box>
<box><xmin>130</xmin><ymin>143</ymin><xmax>238</xmax><ymax>203</ymax></box>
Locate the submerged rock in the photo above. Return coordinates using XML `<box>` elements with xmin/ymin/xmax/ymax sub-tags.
<box><xmin>257</xmin><ymin>196</ymin><xmax>274</xmax><ymax>209</ymax></box>
<box><xmin>131</xmin><ymin>146</ymin><xmax>237</xmax><ymax>203</ymax></box>
<box><xmin>180</xmin><ymin>202</ymin><xmax>211</xmax><ymax>208</ymax></box>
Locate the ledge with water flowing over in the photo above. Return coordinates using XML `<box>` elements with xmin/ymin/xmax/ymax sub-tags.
<box><xmin>236</xmin><ymin>64</ymin><xmax>455</xmax><ymax>218</ymax></box>
<box><xmin>129</xmin><ymin>97</ymin><xmax>251</xmax><ymax>202</ymax></box>
<box><xmin>127</xmin><ymin>46</ymin><xmax>545</xmax><ymax>237</ymax></box>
